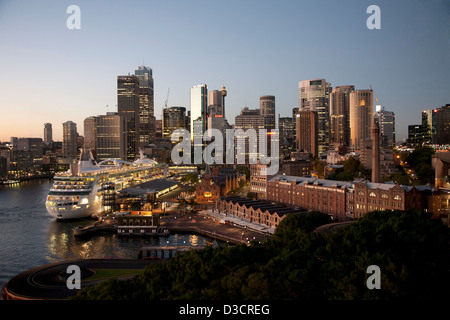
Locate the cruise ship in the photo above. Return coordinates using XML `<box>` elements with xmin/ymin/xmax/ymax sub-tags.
<box><xmin>45</xmin><ymin>150</ymin><xmax>165</xmax><ymax>220</ymax></box>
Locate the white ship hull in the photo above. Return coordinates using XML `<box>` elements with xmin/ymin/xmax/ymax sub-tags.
<box><xmin>45</xmin><ymin>150</ymin><xmax>164</xmax><ymax>220</ymax></box>
<box><xmin>46</xmin><ymin>201</ymin><xmax>101</xmax><ymax>220</ymax></box>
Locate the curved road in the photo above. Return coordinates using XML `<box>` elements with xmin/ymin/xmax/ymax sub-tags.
<box><xmin>315</xmin><ymin>221</ymin><xmax>356</xmax><ymax>234</ymax></box>
<box><xmin>3</xmin><ymin>259</ymin><xmax>158</xmax><ymax>300</ymax></box>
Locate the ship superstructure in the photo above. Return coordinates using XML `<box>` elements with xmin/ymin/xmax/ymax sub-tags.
<box><xmin>45</xmin><ymin>150</ymin><xmax>164</xmax><ymax>220</ymax></box>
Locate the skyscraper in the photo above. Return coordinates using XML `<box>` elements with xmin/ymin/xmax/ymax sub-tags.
<box><xmin>330</xmin><ymin>85</ymin><xmax>354</xmax><ymax>147</ymax></box>
<box><xmin>208</xmin><ymin>90</ymin><xmax>223</xmax><ymax>113</ymax></box>
<box><xmin>207</xmin><ymin>89</ymin><xmax>225</xmax><ymax>135</ymax></box>
<box><xmin>163</xmin><ymin>106</ymin><xmax>187</xmax><ymax>140</ymax></box>
<box><xmin>135</xmin><ymin>66</ymin><xmax>155</xmax><ymax>145</ymax></box>
<box><xmin>63</xmin><ymin>121</ymin><xmax>78</xmax><ymax>161</ymax></box>
<box><xmin>298</xmin><ymin>79</ymin><xmax>332</xmax><ymax>154</ymax></box>
<box><xmin>374</xmin><ymin>107</ymin><xmax>396</xmax><ymax>147</ymax></box>
<box><xmin>96</xmin><ymin>113</ymin><xmax>127</xmax><ymax>161</ymax></box>
<box><xmin>278</xmin><ymin>115</ymin><xmax>296</xmax><ymax>157</ymax></box>
<box><xmin>84</xmin><ymin>116</ymin><xmax>97</xmax><ymax>158</ymax></box>
<box><xmin>260</xmin><ymin>95</ymin><xmax>276</xmax><ymax>132</ymax></box>
<box><xmin>435</xmin><ymin>104</ymin><xmax>450</xmax><ymax>145</ymax></box>
<box><xmin>408</xmin><ymin>124</ymin><xmax>428</xmax><ymax>145</ymax></box>
<box><xmin>190</xmin><ymin>84</ymin><xmax>208</xmax><ymax>142</ymax></box>
<box><xmin>349</xmin><ymin>90</ymin><xmax>374</xmax><ymax>150</ymax></box>
<box><xmin>83</xmin><ymin>113</ymin><xmax>126</xmax><ymax>161</ymax></box>
<box><xmin>44</xmin><ymin>123</ymin><xmax>53</xmax><ymax>145</ymax></box>
<box><xmin>421</xmin><ymin>109</ymin><xmax>437</xmax><ymax>144</ymax></box>
<box><xmin>234</xmin><ymin>107</ymin><xmax>266</xmax><ymax>164</ymax></box>
<box><xmin>15</xmin><ymin>138</ymin><xmax>44</xmax><ymax>173</ymax></box>
<box><xmin>118</xmin><ymin>75</ymin><xmax>140</xmax><ymax>161</ymax></box>
<box><xmin>296</xmin><ymin>110</ymin><xmax>318</xmax><ymax>157</ymax></box>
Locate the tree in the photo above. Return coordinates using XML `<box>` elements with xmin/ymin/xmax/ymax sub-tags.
<box><xmin>312</xmin><ymin>157</ymin><xmax>325</xmax><ymax>178</ymax></box>
<box><xmin>246</xmin><ymin>191</ymin><xmax>256</xmax><ymax>199</ymax></box>
<box><xmin>73</xmin><ymin>210</ymin><xmax>450</xmax><ymax>300</ymax></box>
<box><xmin>181</xmin><ymin>172</ymin><xmax>198</xmax><ymax>184</ymax></box>
<box><xmin>327</xmin><ymin>156</ymin><xmax>370</xmax><ymax>181</ymax></box>
<box><xmin>323</xmin><ymin>210</ymin><xmax>450</xmax><ymax>299</ymax></box>
<box><xmin>405</xmin><ymin>146</ymin><xmax>435</xmax><ymax>184</ymax></box>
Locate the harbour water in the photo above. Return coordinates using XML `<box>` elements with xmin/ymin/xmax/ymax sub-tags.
<box><xmin>0</xmin><ymin>179</ymin><xmax>214</xmax><ymax>289</ymax></box>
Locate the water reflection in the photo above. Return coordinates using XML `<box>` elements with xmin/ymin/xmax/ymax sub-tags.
<box><xmin>45</xmin><ymin>219</ymin><xmax>216</xmax><ymax>262</ymax></box>
<box><xmin>0</xmin><ymin>179</ymin><xmax>219</xmax><ymax>289</ymax></box>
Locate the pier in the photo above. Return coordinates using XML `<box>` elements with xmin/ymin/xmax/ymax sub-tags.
<box><xmin>73</xmin><ymin>211</ymin><xmax>269</xmax><ymax>245</ymax></box>
<box><xmin>72</xmin><ymin>219</ymin><xmax>117</xmax><ymax>237</ymax></box>
<box><xmin>117</xmin><ymin>225</ymin><xmax>169</xmax><ymax>237</ymax></box>
<box><xmin>160</xmin><ymin>213</ymin><xmax>269</xmax><ymax>245</ymax></box>
<box><xmin>137</xmin><ymin>246</ymin><xmax>206</xmax><ymax>259</ymax></box>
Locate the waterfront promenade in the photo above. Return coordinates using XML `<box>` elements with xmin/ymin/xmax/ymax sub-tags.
<box><xmin>161</xmin><ymin>210</ymin><xmax>270</xmax><ymax>245</ymax></box>
<box><xmin>74</xmin><ymin>208</ymin><xmax>270</xmax><ymax>245</ymax></box>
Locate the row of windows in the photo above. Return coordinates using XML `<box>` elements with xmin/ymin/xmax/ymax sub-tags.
<box><xmin>274</xmin><ymin>187</ymin><xmax>403</xmax><ymax>201</ymax></box>
<box><xmin>356</xmin><ymin>194</ymin><xmax>402</xmax><ymax>201</ymax></box>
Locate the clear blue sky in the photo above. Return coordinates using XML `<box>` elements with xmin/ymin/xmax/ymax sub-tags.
<box><xmin>0</xmin><ymin>0</ymin><xmax>449</xmax><ymax>141</ymax></box>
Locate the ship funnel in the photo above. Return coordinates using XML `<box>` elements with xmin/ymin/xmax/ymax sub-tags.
<box><xmin>77</xmin><ymin>148</ymin><xmax>99</xmax><ymax>175</ymax></box>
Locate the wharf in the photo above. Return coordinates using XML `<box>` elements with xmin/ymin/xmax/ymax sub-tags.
<box><xmin>160</xmin><ymin>213</ymin><xmax>268</xmax><ymax>245</ymax></box>
<box><xmin>72</xmin><ymin>212</ymin><xmax>269</xmax><ymax>245</ymax></box>
<box><xmin>117</xmin><ymin>225</ymin><xmax>169</xmax><ymax>237</ymax></box>
<box><xmin>72</xmin><ymin>218</ymin><xmax>117</xmax><ymax>237</ymax></box>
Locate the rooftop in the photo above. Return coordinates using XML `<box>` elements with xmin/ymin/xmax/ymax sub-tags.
<box><xmin>220</xmin><ymin>196</ymin><xmax>306</xmax><ymax>217</ymax></box>
<box><xmin>269</xmin><ymin>174</ymin><xmax>434</xmax><ymax>192</ymax></box>
<box><xmin>118</xmin><ymin>179</ymin><xmax>178</xmax><ymax>195</ymax></box>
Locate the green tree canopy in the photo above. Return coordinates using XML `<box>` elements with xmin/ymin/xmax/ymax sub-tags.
<box><xmin>73</xmin><ymin>210</ymin><xmax>450</xmax><ymax>300</ymax></box>
<box><xmin>327</xmin><ymin>156</ymin><xmax>370</xmax><ymax>181</ymax></box>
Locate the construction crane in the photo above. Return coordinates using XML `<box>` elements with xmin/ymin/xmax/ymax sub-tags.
<box><xmin>165</xmin><ymin>88</ymin><xmax>170</xmax><ymax>109</ymax></box>
<box><xmin>370</xmin><ymin>84</ymin><xmax>380</xmax><ymax>105</ymax></box>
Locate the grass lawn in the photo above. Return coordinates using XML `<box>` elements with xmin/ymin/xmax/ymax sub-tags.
<box><xmin>85</xmin><ymin>269</ymin><xmax>144</xmax><ymax>282</ymax></box>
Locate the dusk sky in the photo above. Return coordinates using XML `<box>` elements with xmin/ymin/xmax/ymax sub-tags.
<box><xmin>0</xmin><ymin>0</ymin><xmax>449</xmax><ymax>142</ymax></box>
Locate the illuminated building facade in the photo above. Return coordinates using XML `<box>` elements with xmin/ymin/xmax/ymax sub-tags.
<box><xmin>298</xmin><ymin>79</ymin><xmax>332</xmax><ymax>154</ymax></box>
<box><xmin>118</xmin><ymin>75</ymin><xmax>140</xmax><ymax>161</ymax></box>
<box><xmin>349</xmin><ymin>89</ymin><xmax>374</xmax><ymax>150</ymax></box>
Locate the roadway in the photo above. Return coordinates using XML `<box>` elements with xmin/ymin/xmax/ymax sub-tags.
<box><xmin>2</xmin><ymin>259</ymin><xmax>158</xmax><ymax>300</ymax></box>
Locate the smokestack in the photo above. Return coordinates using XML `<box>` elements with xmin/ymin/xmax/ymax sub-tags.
<box><xmin>372</xmin><ymin>122</ymin><xmax>380</xmax><ymax>183</ymax></box>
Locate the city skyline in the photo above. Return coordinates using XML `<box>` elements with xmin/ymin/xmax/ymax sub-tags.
<box><xmin>1</xmin><ymin>0</ymin><xmax>449</xmax><ymax>142</ymax></box>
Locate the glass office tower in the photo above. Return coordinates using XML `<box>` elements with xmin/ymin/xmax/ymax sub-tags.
<box><xmin>298</xmin><ymin>79</ymin><xmax>332</xmax><ymax>154</ymax></box>
<box><xmin>349</xmin><ymin>89</ymin><xmax>374</xmax><ymax>150</ymax></box>
<box><xmin>117</xmin><ymin>75</ymin><xmax>140</xmax><ymax>161</ymax></box>
<box><xmin>135</xmin><ymin>66</ymin><xmax>155</xmax><ymax>145</ymax></box>
<box><xmin>190</xmin><ymin>84</ymin><xmax>208</xmax><ymax>140</ymax></box>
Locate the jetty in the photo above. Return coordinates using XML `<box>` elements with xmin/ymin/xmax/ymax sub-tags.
<box><xmin>72</xmin><ymin>219</ymin><xmax>117</xmax><ymax>237</ymax></box>
<box><xmin>117</xmin><ymin>225</ymin><xmax>169</xmax><ymax>237</ymax></box>
<box><xmin>138</xmin><ymin>245</ymin><xmax>205</xmax><ymax>259</ymax></box>
<box><xmin>73</xmin><ymin>212</ymin><xmax>269</xmax><ymax>245</ymax></box>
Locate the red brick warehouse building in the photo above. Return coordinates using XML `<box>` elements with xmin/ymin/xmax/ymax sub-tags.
<box><xmin>266</xmin><ymin>174</ymin><xmax>430</xmax><ymax>221</ymax></box>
